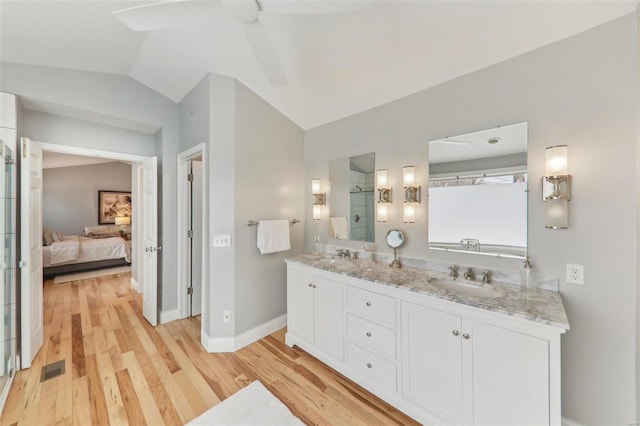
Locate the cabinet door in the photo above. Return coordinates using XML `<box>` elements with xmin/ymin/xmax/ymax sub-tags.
<box><xmin>465</xmin><ymin>320</ymin><xmax>549</xmax><ymax>426</ymax></box>
<box><xmin>287</xmin><ymin>266</ymin><xmax>314</xmax><ymax>343</ymax></box>
<box><xmin>401</xmin><ymin>301</ymin><xmax>463</xmax><ymax>424</ymax></box>
<box><xmin>314</xmin><ymin>275</ymin><xmax>344</xmax><ymax>361</ymax></box>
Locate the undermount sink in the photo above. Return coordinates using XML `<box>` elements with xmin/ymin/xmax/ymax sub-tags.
<box><xmin>429</xmin><ymin>277</ymin><xmax>502</xmax><ymax>298</ymax></box>
<box><xmin>316</xmin><ymin>257</ymin><xmax>357</xmax><ymax>269</ymax></box>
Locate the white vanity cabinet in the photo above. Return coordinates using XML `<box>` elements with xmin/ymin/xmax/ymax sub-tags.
<box><xmin>287</xmin><ymin>264</ymin><xmax>344</xmax><ymax>362</ymax></box>
<box><xmin>286</xmin><ymin>260</ymin><xmax>564</xmax><ymax>425</ymax></box>
<box><xmin>401</xmin><ymin>300</ymin><xmax>552</xmax><ymax>425</ymax></box>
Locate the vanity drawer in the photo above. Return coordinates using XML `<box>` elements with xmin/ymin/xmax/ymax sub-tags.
<box><xmin>347</xmin><ymin>286</ymin><xmax>396</xmax><ymax>327</ymax></box>
<box><xmin>347</xmin><ymin>314</ymin><xmax>396</xmax><ymax>360</ymax></box>
<box><xmin>347</xmin><ymin>342</ymin><xmax>397</xmax><ymax>393</ymax></box>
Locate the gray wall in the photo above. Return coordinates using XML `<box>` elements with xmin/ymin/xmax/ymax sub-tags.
<box><xmin>234</xmin><ymin>81</ymin><xmax>305</xmax><ymax>334</ymax></box>
<box><xmin>636</xmin><ymin>7</ymin><xmax>640</xmax><ymax>422</ymax></box>
<box><xmin>178</xmin><ymin>74</ymin><xmax>304</xmax><ymax>339</ymax></box>
<box><xmin>0</xmin><ymin>62</ymin><xmax>180</xmax><ymax>315</ymax></box>
<box><xmin>304</xmin><ymin>15</ymin><xmax>638</xmax><ymax>425</ymax></box>
<box><xmin>43</xmin><ymin>162</ymin><xmax>132</xmax><ymax>235</ymax></box>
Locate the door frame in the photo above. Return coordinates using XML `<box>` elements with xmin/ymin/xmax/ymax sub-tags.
<box><xmin>177</xmin><ymin>144</ymin><xmax>208</xmax><ymax>323</ymax></box>
<box><xmin>22</xmin><ymin>142</ymin><xmax>157</xmax><ymax>361</ymax></box>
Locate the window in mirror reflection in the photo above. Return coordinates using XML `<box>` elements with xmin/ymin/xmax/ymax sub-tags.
<box><xmin>428</xmin><ymin>122</ymin><xmax>528</xmax><ymax>258</ymax></box>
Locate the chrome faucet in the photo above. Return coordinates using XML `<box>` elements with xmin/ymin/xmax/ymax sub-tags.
<box><xmin>336</xmin><ymin>248</ymin><xmax>351</xmax><ymax>258</ymax></box>
<box><xmin>351</xmin><ymin>251</ymin><xmax>359</xmax><ymax>260</ymax></box>
<box><xmin>463</xmin><ymin>267</ymin><xmax>476</xmax><ymax>281</ymax></box>
<box><xmin>448</xmin><ymin>265</ymin><xmax>459</xmax><ymax>279</ymax></box>
<box><xmin>481</xmin><ymin>270</ymin><xmax>492</xmax><ymax>284</ymax></box>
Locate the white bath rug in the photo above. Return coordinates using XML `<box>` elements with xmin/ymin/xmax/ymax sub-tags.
<box><xmin>53</xmin><ymin>266</ymin><xmax>131</xmax><ymax>284</ymax></box>
<box><xmin>187</xmin><ymin>381</ymin><xmax>304</xmax><ymax>426</ymax></box>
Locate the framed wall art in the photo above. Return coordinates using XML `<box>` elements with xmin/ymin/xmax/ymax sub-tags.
<box><xmin>98</xmin><ymin>190</ymin><xmax>131</xmax><ymax>224</ymax></box>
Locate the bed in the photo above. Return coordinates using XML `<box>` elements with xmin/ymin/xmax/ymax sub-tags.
<box><xmin>42</xmin><ymin>226</ymin><xmax>132</xmax><ymax>279</ymax></box>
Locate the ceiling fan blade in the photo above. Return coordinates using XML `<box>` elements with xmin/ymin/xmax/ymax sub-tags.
<box><xmin>257</xmin><ymin>0</ymin><xmax>373</xmax><ymax>15</ymax></box>
<box><xmin>113</xmin><ymin>0</ymin><xmax>219</xmax><ymax>32</ymax></box>
<box><xmin>243</xmin><ymin>21</ymin><xmax>288</xmax><ymax>86</ymax></box>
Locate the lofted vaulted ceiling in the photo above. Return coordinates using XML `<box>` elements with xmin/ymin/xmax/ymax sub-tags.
<box><xmin>1</xmin><ymin>1</ymin><xmax>638</xmax><ymax>130</ymax></box>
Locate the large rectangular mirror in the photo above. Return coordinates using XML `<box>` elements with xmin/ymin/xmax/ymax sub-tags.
<box><xmin>329</xmin><ymin>152</ymin><xmax>375</xmax><ymax>242</ymax></box>
<box><xmin>428</xmin><ymin>122</ymin><xmax>528</xmax><ymax>258</ymax></box>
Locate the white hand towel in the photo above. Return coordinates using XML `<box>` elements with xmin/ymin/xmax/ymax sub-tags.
<box><xmin>257</xmin><ymin>220</ymin><xmax>291</xmax><ymax>254</ymax></box>
<box><xmin>330</xmin><ymin>217</ymin><xmax>349</xmax><ymax>240</ymax></box>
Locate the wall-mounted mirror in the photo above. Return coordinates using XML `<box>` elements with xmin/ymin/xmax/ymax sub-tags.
<box><xmin>329</xmin><ymin>152</ymin><xmax>375</xmax><ymax>242</ymax></box>
<box><xmin>428</xmin><ymin>122</ymin><xmax>528</xmax><ymax>258</ymax></box>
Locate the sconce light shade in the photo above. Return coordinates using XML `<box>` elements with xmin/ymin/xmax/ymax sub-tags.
<box><xmin>403</xmin><ymin>166</ymin><xmax>415</xmax><ymax>186</ymax></box>
<box><xmin>545</xmin><ymin>198</ymin><xmax>568</xmax><ymax>229</ymax></box>
<box><xmin>376</xmin><ymin>169</ymin><xmax>388</xmax><ymax>187</ymax></box>
<box><xmin>403</xmin><ymin>166</ymin><xmax>420</xmax><ymax>223</ymax></box>
<box><xmin>545</xmin><ymin>145</ymin><xmax>568</xmax><ymax>175</ymax></box>
<box><xmin>403</xmin><ymin>204</ymin><xmax>416</xmax><ymax>223</ymax></box>
<box><xmin>542</xmin><ymin>145</ymin><xmax>571</xmax><ymax>229</ymax></box>
<box><xmin>311</xmin><ymin>178</ymin><xmax>325</xmax><ymax>221</ymax></box>
<box><xmin>377</xmin><ymin>203</ymin><xmax>388</xmax><ymax>222</ymax></box>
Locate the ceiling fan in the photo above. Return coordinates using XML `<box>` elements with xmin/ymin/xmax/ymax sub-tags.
<box><xmin>114</xmin><ymin>0</ymin><xmax>373</xmax><ymax>87</ymax></box>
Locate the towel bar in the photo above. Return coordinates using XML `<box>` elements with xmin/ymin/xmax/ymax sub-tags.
<box><xmin>248</xmin><ymin>219</ymin><xmax>300</xmax><ymax>227</ymax></box>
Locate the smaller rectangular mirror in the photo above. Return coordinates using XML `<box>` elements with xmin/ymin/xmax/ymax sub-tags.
<box><xmin>329</xmin><ymin>152</ymin><xmax>375</xmax><ymax>242</ymax></box>
<box><xmin>428</xmin><ymin>123</ymin><xmax>528</xmax><ymax>258</ymax></box>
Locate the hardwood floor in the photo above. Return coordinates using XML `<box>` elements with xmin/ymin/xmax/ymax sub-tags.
<box><xmin>0</xmin><ymin>273</ymin><xmax>419</xmax><ymax>425</ymax></box>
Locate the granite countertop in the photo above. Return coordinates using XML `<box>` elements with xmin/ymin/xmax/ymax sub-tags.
<box><xmin>286</xmin><ymin>254</ymin><xmax>569</xmax><ymax>331</ymax></box>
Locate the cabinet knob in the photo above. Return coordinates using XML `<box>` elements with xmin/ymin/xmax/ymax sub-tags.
<box><xmin>452</xmin><ymin>330</ymin><xmax>459</xmax><ymax>336</ymax></box>
<box><xmin>312</xmin><ymin>284</ymin><xmax>317</xmax><ymax>288</ymax></box>
<box><xmin>366</xmin><ymin>363</ymin><xmax>372</xmax><ymax>369</ymax></box>
<box><xmin>366</xmin><ymin>332</ymin><xmax>372</xmax><ymax>337</ymax></box>
<box><xmin>366</xmin><ymin>301</ymin><xmax>372</xmax><ymax>307</ymax></box>
<box><xmin>308</xmin><ymin>283</ymin><xmax>312</xmax><ymax>287</ymax></box>
<box><xmin>463</xmin><ymin>333</ymin><xmax>470</xmax><ymax>340</ymax></box>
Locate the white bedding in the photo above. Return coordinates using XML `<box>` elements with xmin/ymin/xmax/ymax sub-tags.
<box><xmin>44</xmin><ymin>236</ymin><xmax>131</xmax><ymax>267</ymax></box>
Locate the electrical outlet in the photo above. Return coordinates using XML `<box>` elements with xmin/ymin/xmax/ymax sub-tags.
<box><xmin>213</xmin><ymin>234</ymin><xmax>232</xmax><ymax>248</ymax></box>
<box><xmin>223</xmin><ymin>310</ymin><xmax>231</xmax><ymax>323</ymax></box>
<box><xmin>567</xmin><ymin>264</ymin><xmax>584</xmax><ymax>284</ymax></box>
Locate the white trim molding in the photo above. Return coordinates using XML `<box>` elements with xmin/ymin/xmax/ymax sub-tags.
<box><xmin>562</xmin><ymin>417</ymin><xmax>587</xmax><ymax>426</ymax></box>
<box><xmin>129</xmin><ymin>277</ymin><xmax>141</xmax><ymax>294</ymax></box>
<box><xmin>159</xmin><ymin>308</ymin><xmax>179</xmax><ymax>324</ymax></box>
<box><xmin>202</xmin><ymin>314</ymin><xmax>287</xmax><ymax>353</ymax></box>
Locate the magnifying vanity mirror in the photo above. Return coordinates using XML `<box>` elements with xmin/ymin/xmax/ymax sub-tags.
<box><xmin>386</xmin><ymin>229</ymin><xmax>405</xmax><ymax>268</ymax></box>
<box><xmin>328</xmin><ymin>152</ymin><xmax>375</xmax><ymax>242</ymax></box>
<box><xmin>428</xmin><ymin>122</ymin><xmax>528</xmax><ymax>258</ymax></box>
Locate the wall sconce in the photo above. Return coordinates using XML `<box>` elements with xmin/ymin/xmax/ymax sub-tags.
<box><xmin>542</xmin><ymin>145</ymin><xmax>571</xmax><ymax>229</ymax></box>
<box><xmin>376</xmin><ymin>169</ymin><xmax>391</xmax><ymax>222</ymax></box>
<box><xmin>403</xmin><ymin>166</ymin><xmax>421</xmax><ymax>223</ymax></box>
<box><xmin>312</xmin><ymin>178</ymin><xmax>325</xmax><ymax>221</ymax></box>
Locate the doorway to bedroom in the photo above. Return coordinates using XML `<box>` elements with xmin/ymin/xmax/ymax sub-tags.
<box><xmin>18</xmin><ymin>140</ymin><xmax>158</xmax><ymax>369</ymax></box>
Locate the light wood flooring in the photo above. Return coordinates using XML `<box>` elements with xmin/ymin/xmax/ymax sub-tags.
<box><xmin>0</xmin><ymin>272</ymin><xmax>419</xmax><ymax>425</ymax></box>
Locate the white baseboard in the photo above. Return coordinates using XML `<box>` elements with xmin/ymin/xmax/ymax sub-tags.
<box><xmin>562</xmin><ymin>417</ymin><xmax>587</xmax><ymax>426</ymax></box>
<box><xmin>202</xmin><ymin>314</ymin><xmax>287</xmax><ymax>353</ymax></box>
<box><xmin>159</xmin><ymin>308</ymin><xmax>179</xmax><ymax>324</ymax></box>
<box><xmin>130</xmin><ymin>277</ymin><xmax>141</xmax><ymax>294</ymax></box>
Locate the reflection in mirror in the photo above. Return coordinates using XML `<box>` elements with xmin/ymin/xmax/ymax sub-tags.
<box><xmin>329</xmin><ymin>153</ymin><xmax>375</xmax><ymax>242</ymax></box>
<box><xmin>428</xmin><ymin>122</ymin><xmax>528</xmax><ymax>258</ymax></box>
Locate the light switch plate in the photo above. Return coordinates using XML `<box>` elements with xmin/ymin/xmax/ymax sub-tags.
<box><xmin>567</xmin><ymin>264</ymin><xmax>584</xmax><ymax>284</ymax></box>
<box><xmin>213</xmin><ymin>234</ymin><xmax>231</xmax><ymax>248</ymax></box>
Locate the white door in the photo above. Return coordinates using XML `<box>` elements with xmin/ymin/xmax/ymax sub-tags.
<box><xmin>190</xmin><ymin>160</ymin><xmax>203</xmax><ymax>316</ymax></box>
<box><xmin>19</xmin><ymin>138</ymin><xmax>43</xmax><ymax>368</ymax></box>
<box><xmin>401</xmin><ymin>301</ymin><xmax>463</xmax><ymax>425</ymax></box>
<box><xmin>141</xmin><ymin>156</ymin><xmax>158</xmax><ymax>325</ymax></box>
<box><xmin>287</xmin><ymin>266</ymin><xmax>314</xmax><ymax>343</ymax></box>
<box><xmin>465</xmin><ymin>319</ymin><xmax>549</xmax><ymax>426</ymax></box>
<box><xmin>313</xmin><ymin>276</ymin><xmax>344</xmax><ymax>361</ymax></box>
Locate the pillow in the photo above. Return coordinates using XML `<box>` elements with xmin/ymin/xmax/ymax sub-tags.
<box><xmin>43</xmin><ymin>228</ymin><xmax>54</xmax><ymax>246</ymax></box>
<box><xmin>52</xmin><ymin>230</ymin><xmax>65</xmax><ymax>242</ymax></box>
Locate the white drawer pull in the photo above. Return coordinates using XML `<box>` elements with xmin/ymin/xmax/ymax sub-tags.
<box><xmin>367</xmin><ymin>363</ymin><xmax>372</xmax><ymax>368</ymax></box>
<box><xmin>366</xmin><ymin>332</ymin><xmax>372</xmax><ymax>337</ymax></box>
<box><xmin>366</xmin><ymin>301</ymin><xmax>372</xmax><ymax>307</ymax></box>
